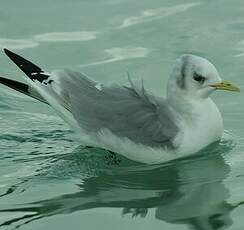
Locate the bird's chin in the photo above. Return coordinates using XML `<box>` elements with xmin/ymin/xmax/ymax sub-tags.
<box><xmin>198</xmin><ymin>86</ymin><xmax>216</xmax><ymax>99</ymax></box>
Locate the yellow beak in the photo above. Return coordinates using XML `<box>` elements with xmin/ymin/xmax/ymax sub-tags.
<box><xmin>211</xmin><ymin>80</ymin><xmax>240</xmax><ymax>92</ymax></box>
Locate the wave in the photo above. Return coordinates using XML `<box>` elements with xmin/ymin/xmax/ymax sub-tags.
<box><xmin>80</xmin><ymin>47</ymin><xmax>150</xmax><ymax>67</ymax></box>
<box><xmin>33</xmin><ymin>31</ymin><xmax>99</xmax><ymax>42</ymax></box>
<box><xmin>0</xmin><ymin>38</ymin><xmax>39</xmax><ymax>50</ymax></box>
<box><xmin>0</xmin><ymin>30</ymin><xmax>99</xmax><ymax>50</ymax></box>
<box><xmin>118</xmin><ymin>2</ymin><xmax>200</xmax><ymax>28</ymax></box>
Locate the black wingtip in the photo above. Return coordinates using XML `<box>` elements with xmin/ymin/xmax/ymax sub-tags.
<box><xmin>3</xmin><ymin>48</ymin><xmax>9</xmax><ymax>54</ymax></box>
<box><xmin>0</xmin><ymin>76</ymin><xmax>29</xmax><ymax>95</ymax></box>
<box><xmin>3</xmin><ymin>48</ymin><xmax>8</xmax><ymax>54</ymax></box>
<box><xmin>3</xmin><ymin>48</ymin><xmax>42</xmax><ymax>75</ymax></box>
<box><xmin>3</xmin><ymin>48</ymin><xmax>16</xmax><ymax>62</ymax></box>
<box><xmin>0</xmin><ymin>76</ymin><xmax>48</xmax><ymax>104</ymax></box>
<box><xmin>3</xmin><ymin>48</ymin><xmax>12</xmax><ymax>56</ymax></box>
<box><xmin>3</xmin><ymin>48</ymin><xmax>49</xmax><ymax>83</ymax></box>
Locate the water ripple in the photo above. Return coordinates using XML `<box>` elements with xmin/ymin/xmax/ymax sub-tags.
<box><xmin>33</xmin><ymin>31</ymin><xmax>99</xmax><ymax>42</ymax></box>
<box><xmin>118</xmin><ymin>2</ymin><xmax>200</xmax><ymax>28</ymax></box>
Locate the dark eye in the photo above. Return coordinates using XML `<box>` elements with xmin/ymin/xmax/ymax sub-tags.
<box><xmin>193</xmin><ymin>73</ymin><xmax>205</xmax><ymax>83</ymax></box>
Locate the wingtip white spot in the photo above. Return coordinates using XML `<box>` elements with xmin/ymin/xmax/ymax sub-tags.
<box><xmin>95</xmin><ymin>83</ymin><xmax>102</xmax><ymax>91</ymax></box>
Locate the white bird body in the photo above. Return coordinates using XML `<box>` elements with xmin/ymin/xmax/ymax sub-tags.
<box><xmin>1</xmin><ymin>49</ymin><xmax>239</xmax><ymax>164</ymax></box>
<box><xmin>173</xmin><ymin>97</ymin><xmax>223</xmax><ymax>155</ymax></box>
<box><xmin>29</xmin><ymin>77</ymin><xmax>224</xmax><ymax>164</ymax></box>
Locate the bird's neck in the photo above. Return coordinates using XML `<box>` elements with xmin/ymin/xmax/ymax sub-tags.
<box><xmin>167</xmin><ymin>91</ymin><xmax>206</xmax><ymax>119</ymax></box>
<box><xmin>167</xmin><ymin>93</ymin><xmax>223</xmax><ymax>153</ymax></box>
<box><xmin>167</xmin><ymin>91</ymin><xmax>223</xmax><ymax>132</ymax></box>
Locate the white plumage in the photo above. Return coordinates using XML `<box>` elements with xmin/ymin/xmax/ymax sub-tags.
<box><xmin>1</xmin><ymin>50</ymin><xmax>240</xmax><ymax>164</ymax></box>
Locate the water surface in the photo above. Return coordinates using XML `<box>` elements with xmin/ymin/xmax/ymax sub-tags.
<box><xmin>0</xmin><ymin>0</ymin><xmax>244</xmax><ymax>229</ymax></box>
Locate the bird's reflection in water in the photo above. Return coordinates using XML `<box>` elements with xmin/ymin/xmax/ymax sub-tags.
<box><xmin>0</xmin><ymin>142</ymin><xmax>240</xmax><ymax>230</ymax></box>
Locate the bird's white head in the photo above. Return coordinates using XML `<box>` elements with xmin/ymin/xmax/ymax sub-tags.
<box><xmin>167</xmin><ymin>55</ymin><xmax>239</xmax><ymax>101</ymax></box>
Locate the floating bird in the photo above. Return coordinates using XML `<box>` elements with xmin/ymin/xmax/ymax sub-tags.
<box><xmin>0</xmin><ymin>49</ymin><xmax>240</xmax><ymax>163</ymax></box>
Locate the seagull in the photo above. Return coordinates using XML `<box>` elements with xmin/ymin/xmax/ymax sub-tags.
<box><xmin>0</xmin><ymin>49</ymin><xmax>240</xmax><ymax>164</ymax></box>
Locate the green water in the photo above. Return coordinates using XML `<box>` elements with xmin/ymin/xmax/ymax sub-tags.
<box><xmin>0</xmin><ymin>0</ymin><xmax>244</xmax><ymax>229</ymax></box>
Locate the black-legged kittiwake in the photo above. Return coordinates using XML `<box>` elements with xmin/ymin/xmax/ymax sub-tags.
<box><xmin>0</xmin><ymin>49</ymin><xmax>240</xmax><ymax>164</ymax></box>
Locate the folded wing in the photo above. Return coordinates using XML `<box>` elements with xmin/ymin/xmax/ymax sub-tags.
<box><xmin>54</xmin><ymin>69</ymin><xmax>179</xmax><ymax>148</ymax></box>
<box><xmin>2</xmin><ymin>49</ymin><xmax>179</xmax><ymax>149</ymax></box>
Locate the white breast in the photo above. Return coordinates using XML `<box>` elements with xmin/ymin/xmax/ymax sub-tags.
<box><xmin>175</xmin><ymin>98</ymin><xmax>223</xmax><ymax>155</ymax></box>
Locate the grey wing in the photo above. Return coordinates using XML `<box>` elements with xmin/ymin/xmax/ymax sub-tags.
<box><xmin>54</xmin><ymin>69</ymin><xmax>179</xmax><ymax>148</ymax></box>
